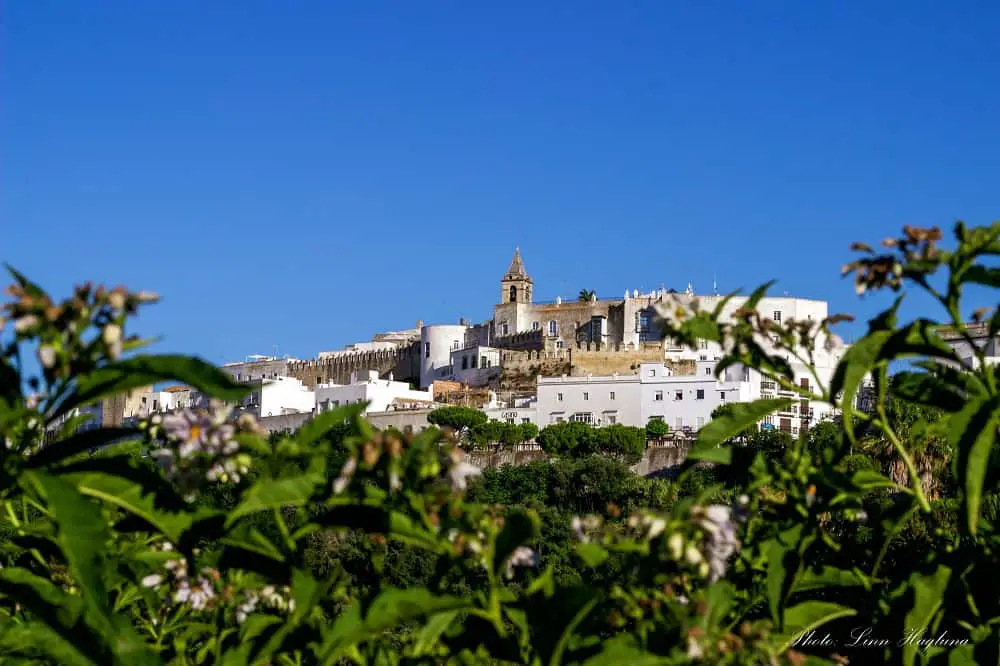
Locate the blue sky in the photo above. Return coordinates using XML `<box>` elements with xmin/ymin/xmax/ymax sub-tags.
<box><xmin>3</xmin><ymin>2</ymin><xmax>998</xmax><ymax>365</ymax></box>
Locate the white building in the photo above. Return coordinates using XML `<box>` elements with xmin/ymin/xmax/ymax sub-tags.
<box><xmin>536</xmin><ymin>373</ymin><xmax>642</xmax><ymax>427</ymax></box>
<box><xmin>238</xmin><ymin>376</ymin><xmax>315</xmax><ymax>418</ymax></box>
<box><xmin>482</xmin><ymin>393</ymin><xmax>538</xmax><ymax>425</ymax></box>
<box><xmin>536</xmin><ymin>360</ymin><xmax>837</xmax><ymax>436</ymax></box>
<box><xmin>420</xmin><ymin>324</ymin><xmax>469</xmax><ymax>389</ymax></box>
<box><xmin>449</xmin><ymin>345</ymin><xmax>501</xmax><ymax>387</ymax></box>
<box><xmin>940</xmin><ymin>322</ymin><xmax>1000</xmax><ymax>370</ymax></box>
<box><xmin>315</xmin><ymin>370</ymin><xmax>434</xmax><ymax>414</ymax></box>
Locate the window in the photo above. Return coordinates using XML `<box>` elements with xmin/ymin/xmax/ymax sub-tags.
<box><xmin>557</xmin><ymin>393</ymin><xmax>564</xmax><ymax>402</ymax></box>
<box><xmin>548</xmin><ymin>320</ymin><xmax>557</xmax><ymax>336</ymax></box>
<box><xmin>549</xmin><ymin>412</ymin><xmax>564</xmax><ymax>424</ymax></box>
<box><xmin>522</xmin><ymin>418</ymin><xmax>530</xmax><ymax>424</ymax></box>
<box><xmin>583</xmin><ymin>392</ymin><xmax>589</xmax><ymax>401</ymax></box>
<box><xmin>800</xmin><ymin>378</ymin><xmax>810</xmax><ymax>389</ymax></box>
<box><xmin>654</xmin><ymin>390</ymin><xmax>663</xmax><ymax>401</ymax></box>
<box><xmin>606</xmin><ymin>414</ymin><xmax>617</xmax><ymax>424</ymax></box>
<box><xmin>699</xmin><ymin>340</ymin><xmax>708</xmax><ymax>350</ymax></box>
<box><xmin>424</xmin><ymin>342</ymin><xmax>430</xmax><ymax>358</ymax></box>
<box><xmin>610</xmin><ymin>391</ymin><xmax>616</xmax><ymax>400</ymax></box>
<box><xmin>555</xmin><ymin>340</ymin><xmax>564</xmax><ymax>349</ymax></box>
<box><xmin>509</xmin><ymin>285</ymin><xmax>517</xmax><ymax>302</ymax></box>
<box><xmin>461</xmin><ymin>356</ymin><xmax>468</xmax><ymax>370</ymax></box>
<box><xmin>481</xmin><ymin>356</ymin><xmax>488</xmax><ymax>368</ymax></box>
<box><xmin>471</xmin><ymin>355</ymin><xmax>478</xmax><ymax>368</ymax></box>
<box><xmin>532</xmin><ymin>321</ymin><xmax>540</xmax><ymax>330</ymax></box>
<box><xmin>648</xmin><ymin>368</ymin><xmax>656</xmax><ymax>377</ymax></box>
<box><xmin>675</xmin><ymin>391</ymin><xmax>683</xmax><ymax>401</ymax></box>
<box><xmin>705</xmin><ymin>367</ymin><xmax>712</xmax><ymax>375</ymax></box>
<box><xmin>773</xmin><ymin>311</ymin><xmax>781</xmax><ymax>323</ymax></box>
<box><xmin>571</xmin><ymin>412</ymin><xmax>594</xmax><ymax>424</ymax></box>
<box><xmin>719</xmin><ymin>391</ymin><xmax>727</xmax><ymax>401</ymax></box>
<box><xmin>696</xmin><ymin>389</ymin><xmax>705</xmax><ymax>399</ymax></box>
<box><xmin>501</xmin><ymin>322</ymin><xmax>509</xmax><ymax>336</ymax></box>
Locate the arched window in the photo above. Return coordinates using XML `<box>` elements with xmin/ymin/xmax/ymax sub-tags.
<box><xmin>509</xmin><ymin>285</ymin><xmax>517</xmax><ymax>302</ymax></box>
<box><xmin>501</xmin><ymin>321</ymin><xmax>509</xmax><ymax>336</ymax></box>
<box><xmin>548</xmin><ymin>320</ymin><xmax>557</xmax><ymax>336</ymax></box>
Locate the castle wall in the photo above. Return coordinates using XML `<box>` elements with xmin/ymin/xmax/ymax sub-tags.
<box><xmin>287</xmin><ymin>341</ymin><xmax>420</xmax><ymax>389</ymax></box>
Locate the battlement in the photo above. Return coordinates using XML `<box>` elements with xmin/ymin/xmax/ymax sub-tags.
<box><xmin>286</xmin><ymin>341</ymin><xmax>420</xmax><ymax>388</ymax></box>
<box><xmin>493</xmin><ymin>330</ymin><xmax>544</xmax><ymax>351</ymax></box>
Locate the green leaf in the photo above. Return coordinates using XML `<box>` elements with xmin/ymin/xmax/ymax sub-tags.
<box><xmin>580</xmin><ymin>634</ymin><xmax>666</xmax><ymax>665</ymax></box>
<box><xmin>409</xmin><ymin>610</ymin><xmax>460</xmax><ymax>657</ymax></box>
<box><xmin>793</xmin><ymin>566</ymin><xmax>863</xmax><ymax>594</ymax></box>
<box><xmin>23</xmin><ymin>472</ymin><xmax>161</xmax><ymax>665</ymax></box>
<box><xmin>227</xmin><ymin>473</ymin><xmax>323</xmax><ymax>527</ymax></box>
<box><xmin>891</xmin><ymin>372</ymin><xmax>966</xmax><ymax>413</ymax></box>
<box><xmin>294</xmin><ymin>403</ymin><xmax>367</xmax><ymax>447</ymax></box>
<box><xmin>26</xmin><ymin>427</ymin><xmax>140</xmax><ymax>468</ymax></box>
<box><xmin>318</xmin><ymin>588</ymin><xmax>474</xmax><ymax>664</ymax></box>
<box><xmin>575</xmin><ymin>543</ymin><xmax>609</xmax><ymax>568</ymax></box>
<box><xmin>773</xmin><ymin>601</ymin><xmax>857</xmax><ymax>653</ymax></box>
<box><xmin>56</xmin><ymin>354</ymin><xmax>251</xmax><ymax>419</ymax></box>
<box><xmin>766</xmin><ymin>524</ymin><xmax>803</xmax><ymax>626</ymax></box>
<box><xmin>60</xmin><ymin>471</ymin><xmax>193</xmax><ymax>542</ymax></box>
<box><xmin>688</xmin><ymin>398</ymin><xmax>791</xmax><ymax>463</ymax></box>
<box><xmin>494</xmin><ymin>511</ymin><xmax>541</xmax><ymax>576</ymax></box>
<box><xmin>964</xmin><ymin>265</ymin><xmax>1000</xmax><ymax>289</ymax></box>
<box><xmin>830</xmin><ymin>330</ymin><xmax>891</xmax><ymax>442</ymax></box>
<box><xmin>312</xmin><ymin>504</ymin><xmax>441</xmax><ymax>551</ymax></box>
<box><xmin>950</xmin><ymin>396</ymin><xmax>1000</xmax><ymax>536</ymax></box>
<box><xmin>0</xmin><ymin>621</ymin><xmax>96</xmax><ymax>666</ymax></box>
<box><xmin>902</xmin><ymin>565</ymin><xmax>952</xmax><ymax>666</ymax></box>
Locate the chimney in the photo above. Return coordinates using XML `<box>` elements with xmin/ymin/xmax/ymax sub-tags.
<box><xmin>460</xmin><ymin>317</ymin><xmax>466</xmax><ymax>326</ymax></box>
<box><xmin>416</xmin><ymin>320</ymin><xmax>424</xmax><ymax>330</ymax></box>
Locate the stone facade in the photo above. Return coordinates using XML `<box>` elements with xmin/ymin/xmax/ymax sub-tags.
<box><xmin>285</xmin><ymin>341</ymin><xmax>420</xmax><ymax>389</ymax></box>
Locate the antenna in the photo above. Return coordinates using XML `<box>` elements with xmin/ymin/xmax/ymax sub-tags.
<box><xmin>713</xmin><ymin>272</ymin><xmax>718</xmax><ymax>296</ymax></box>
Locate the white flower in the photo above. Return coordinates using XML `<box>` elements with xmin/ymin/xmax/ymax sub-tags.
<box><xmin>141</xmin><ymin>574</ymin><xmax>163</xmax><ymax>588</ymax></box>
<box><xmin>108</xmin><ymin>291</ymin><xmax>127</xmax><ymax>312</ymax></box>
<box><xmin>162</xmin><ymin>409</ymin><xmax>212</xmax><ymax>455</ymax></box>
<box><xmin>686</xmin><ymin>635</ymin><xmax>704</xmax><ymax>659</ymax></box>
<box><xmin>695</xmin><ymin>504</ymin><xmax>740</xmax><ymax>582</ymax></box>
<box><xmin>102</xmin><ymin>323</ymin><xmax>123</xmax><ymax>359</ymax></box>
<box><xmin>14</xmin><ymin>314</ymin><xmax>39</xmax><ymax>335</ymax></box>
<box><xmin>236</xmin><ymin>593</ymin><xmax>259</xmax><ymax>623</ymax></box>
<box><xmin>505</xmin><ymin>546</ymin><xmax>540</xmax><ymax>578</ymax></box>
<box><xmin>333</xmin><ymin>458</ymin><xmax>357</xmax><ymax>494</ymax></box>
<box><xmin>389</xmin><ymin>470</ymin><xmax>401</xmax><ymax>491</ymax></box>
<box><xmin>186</xmin><ymin>577</ymin><xmax>215</xmax><ymax>610</ymax></box>
<box><xmin>37</xmin><ymin>345</ymin><xmax>57</xmax><ymax>369</ymax></box>
<box><xmin>647</xmin><ymin>518</ymin><xmax>666</xmax><ymax>540</ymax></box>
<box><xmin>685</xmin><ymin>543</ymin><xmax>703</xmax><ymax>565</ymax></box>
<box><xmin>570</xmin><ymin>516</ymin><xmax>588</xmax><ymax>542</ymax></box>
<box><xmin>448</xmin><ymin>460</ymin><xmax>481</xmax><ymax>491</ymax></box>
<box><xmin>668</xmin><ymin>533</ymin><xmax>684</xmax><ymax>560</ymax></box>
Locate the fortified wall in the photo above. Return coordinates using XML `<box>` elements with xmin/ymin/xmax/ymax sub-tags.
<box><xmin>498</xmin><ymin>342</ymin><xmax>696</xmax><ymax>393</ymax></box>
<box><xmin>286</xmin><ymin>341</ymin><xmax>421</xmax><ymax>388</ymax></box>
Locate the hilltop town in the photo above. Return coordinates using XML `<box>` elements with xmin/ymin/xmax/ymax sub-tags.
<box><xmin>72</xmin><ymin>249</ymin><xmax>886</xmax><ymax>438</ymax></box>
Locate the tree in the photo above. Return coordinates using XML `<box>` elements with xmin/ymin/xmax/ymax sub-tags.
<box><xmin>595</xmin><ymin>424</ymin><xmax>646</xmax><ymax>464</ymax></box>
<box><xmin>578</xmin><ymin>289</ymin><xmax>596</xmax><ymax>302</ymax></box>
<box><xmin>645</xmin><ymin>418</ymin><xmax>669</xmax><ymax>440</ymax></box>
<box><xmin>536</xmin><ymin>421</ymin><xmax>594</xmax><ymax>455</ymax></box>
<box><xmin>518</xmin><ymin>422</ymin><xmax>539</xmax><ymax>443</ymax></box>
<box><xmin>427</xmin><ymin>406</ymin><xmax>487</xmax><ymax>435</ymax></box>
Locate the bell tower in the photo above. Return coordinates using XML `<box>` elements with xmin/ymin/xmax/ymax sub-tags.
<box><xmin>501</xmin><ymin>247</ymin><xmax>533</xmax><ymax>305</ymax></box>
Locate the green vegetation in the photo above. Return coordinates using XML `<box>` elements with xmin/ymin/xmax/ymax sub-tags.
<box><xmin>0</xmin><ymin>220</ymin><xmax>999</xmax><ymax>664</ymax></box>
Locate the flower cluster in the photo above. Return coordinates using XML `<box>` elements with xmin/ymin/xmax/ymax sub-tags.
<box><xmin>841</xmin><ymin>225</ymin><xmax>943</xmax><ymax>296</ymax></box>
<box><xmin>142</xmin><ymin>547</ymin><xmax>218</xmax><ymax>612</ymax></box>
<box><xmin>236</xmin><ymin>585</ymin><xmax>296</xmax><ymax>624</ymax></box>
<box><xmin>3</xmin><ymin>274</ymin><xmax>157</xmax><ymax>391</ymax></box>
<box><xmin>143</xmin><ymin>402</ymin><xmax>256</xmax><ymax>500</ymax></box>
<box><xmin>690</xmin><ymin>504</ymin><xmax>740</xmax><ymax>582</ymax></box>
<box><xmin>505</xmin><ymin>546</ymin><xmax>540</xmax><ymax>578</ymax></box>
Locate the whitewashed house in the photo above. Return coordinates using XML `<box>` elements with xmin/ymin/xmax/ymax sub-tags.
<box><xmin>315</xmin><ymin>371</ymin><xmax>434</xmax><ymax>415</ymax></box>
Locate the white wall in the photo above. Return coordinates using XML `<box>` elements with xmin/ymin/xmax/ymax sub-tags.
<box><xmin>420</xmin><ymin>324</ymin><xmax>469</xmax><ymax>388</ymax></box>
<box><xmin>536</xmin><ymin>374</ymin><xmax>641</xmax><ymax>426</ymax></box>
<box><xmin>240</xmin><ymin>376</ymin><xmax>315</xmax><ymax>417</ymax></box>
<box><xmin>316</xmin><ymin>370</ymin><xmax>434</xmax><ymax>414</ymax></box>
<box><xmin>450</xmin><ymin>346</ymin><xmax>501</xmax><ymax>386</ymax></box>
<box><xmin>639</xmin><ymin>361</ymin><xmax>750</xmax><ymax>431</ymax></box>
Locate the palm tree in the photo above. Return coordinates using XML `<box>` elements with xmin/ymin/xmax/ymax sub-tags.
<box><xmin>578</xmin><ymin>289</ymin><xmax>596</xmax><ymax>302</ymax></box>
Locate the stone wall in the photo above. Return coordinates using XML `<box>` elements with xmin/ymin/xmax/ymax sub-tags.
<box><xmin>467</xmin><ymin>440</ymin><xmax>694</xmax><ymax>478</ymax></box>
<box><xmin>286</xmin><ymin>341</ymin><xmax>420</xmax><ymax>389</ymax></box>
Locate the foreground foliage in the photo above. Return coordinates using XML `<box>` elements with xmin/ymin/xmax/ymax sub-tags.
<box><xmin>0</xmin><ymin>220</ymin><xmax>998</xmax><ymax>665</ymax></box>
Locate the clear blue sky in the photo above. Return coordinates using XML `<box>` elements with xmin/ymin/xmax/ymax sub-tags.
<box><xmin>3</xmin><ymin>2</ymin><xmax>998</xmax><ymax>365</ymax></box>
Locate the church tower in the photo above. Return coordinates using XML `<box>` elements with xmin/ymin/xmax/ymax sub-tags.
<box><xmin>501</xmin><ymin>247</ymin><xmax>533</xmax><ymax>305</ymax></box>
